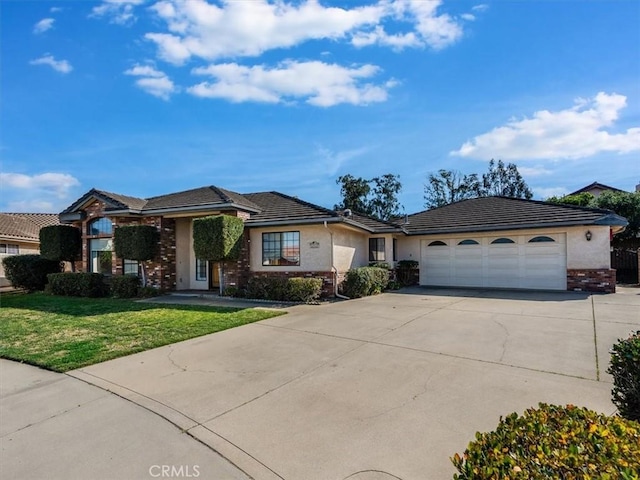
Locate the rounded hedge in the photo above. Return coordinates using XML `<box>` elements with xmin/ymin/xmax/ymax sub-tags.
<box><xmin>608</xmin><ymin>330</ymin><xmax>640</xmax><ymax>422</ymax></box>
<box><xmin>2</xmin><ymin>255</ymin><xmax>62</xmax><ymax>292</ymax></box>
<box><xmin>452</xmin><ymin>403</ymin><xmax>640</xmax><ymax>479</ymax></box>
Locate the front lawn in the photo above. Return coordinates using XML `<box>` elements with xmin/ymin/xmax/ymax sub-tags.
<box><xmin>0</xmin><ymin>293</ymin><xmax>285</xmax><ymax>372</ymax></box>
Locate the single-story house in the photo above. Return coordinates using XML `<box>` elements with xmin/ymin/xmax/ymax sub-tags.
<box><xmin>0</xmin><ymin>213</ymin><xmax>61</xmax><ymax>287</ymax></box>
<box><xmin>59</xmin><ymin>186</ymin><xmax>628</xmax><ymax>294</ymax></box>
<box><xmin>568</xmin><ymin>181</ymin><xmax>628</xmax><ymax>198</ymax></box>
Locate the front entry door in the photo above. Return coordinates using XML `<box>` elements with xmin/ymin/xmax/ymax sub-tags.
<box><xmin>209</xmin><ymin>262</ymin><xmax>220</xmax><ymax>290</ymax></box>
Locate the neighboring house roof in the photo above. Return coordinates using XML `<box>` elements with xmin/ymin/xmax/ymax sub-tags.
<box><xmin>569</xmin><ymin>182</ymin><xmax>626</xmax><ymax>196</ymax></box>
<box><xmin>0</xmin><ymin>213</ymin><xmax>60</xmax><ymax>242</ymax></box>
<box><xmin>403</xmin><ymin>197</ymin><xmax>628</xmax><ymax>236</ymax></box>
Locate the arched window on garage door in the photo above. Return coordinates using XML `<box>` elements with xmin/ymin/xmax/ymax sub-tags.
<box><xmin>458</xmin><ymin>239</ymin><xmax>479</xmax><ymax>245</ymax></box>
<box><xmin>528</xmin><ymin>236</ymin><xmax>555</xmax><ymax>243</ymax></box>
<box><xmin>491</xmin><ymin>237</ymin><xmax>515</xmax><ymax>244</ymax></box>
<box><xmin>428</xmin><ymin>240</ymin><xmax>447</xmax><ymax>246</ymax></box>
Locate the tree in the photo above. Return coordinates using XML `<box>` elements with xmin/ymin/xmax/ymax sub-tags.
<box><xmin>39</xmin><ymin>225</ymin><xmax>82</xmax><ymax>272</ymax></box>
<box><xmin>595</xmin><ymin>191</ymin><xmax>640</xmax><ymax>247</ymax></box>
<box><xmin>546</xmin><ymin>192</ymin><xmax>595</xmax><ymax>207</ymax></box>
<box><xmin>481</xmin><ymin>159</ymin><xmax>533</xmax><ymax>199</ymax></box>
<box><xmin>334</xmin><ymin>173</ymin><xmax>404</xmax><ymax>220</ymax></box>
<box><xmin>114</xmin><ymin>225</ymin><xmax>160</xmax><ymax>287</ymax></box>
<box><xmin>424</xmin><ymin>169</ymin><xmax>480</xmax><ymax>209</ymax></box>
<box><xmin>334</xmin><ymin>175</ymin><xmax>372</xmax><ymax>215</ymax></box>
<box><xmin>370</xmin><ymin>174</ymin><xmax>403</xmax><ymax>220</ymax></box>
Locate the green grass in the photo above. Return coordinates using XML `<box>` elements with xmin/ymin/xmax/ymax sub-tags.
<box><xmin>0</xmin><ymin>293</ymin><xmax>285</xmax><ymax>372</ymax></box>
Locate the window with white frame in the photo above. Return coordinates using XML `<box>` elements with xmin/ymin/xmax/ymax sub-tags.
<box><xmin>123</xmin><ymin>259</ymin><xmax>138</xmax><ymax>275</ymax></box>
<box><xmin>0</xmin><ymin>243</ymin><xmax>19</xmax><ymax>254</ymax></box>
<box><xmin>262</xmin><ymin>232</ymin><xmax>300</xmax><ymax>266</ymax></box>
<box><xmin>196</xmin><ymin>259</ymin><xmax>208</xmax><ymax>281</ymax></box>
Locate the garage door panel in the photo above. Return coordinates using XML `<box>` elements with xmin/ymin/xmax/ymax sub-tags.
<box><xmin>421</xmin><ymin>234</ymin><xmax>566</xmax><ymax>291</ymax></box>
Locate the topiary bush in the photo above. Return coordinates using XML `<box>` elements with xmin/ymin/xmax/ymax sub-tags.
<box><xmin>341</xmin><ymin>266</ymin><xmax>390</xmax><ymax>298</ymax></box>
<box><xmin>608</xmin><ymin>330</ymin><xmax>640</xmax><ymax>422</ymax></box>
<box><xmin>47</xmin><ymin>273</ymin><xmax>107</xmax><ymax>297</ymax></box>
<box><xmin>110</xmin><ymin>275</ymin><xmax>140</xmax><ymax>298</ymax></box>
<box><xmin>396</xmin><ymin>259</ymin><xmax>419</xmax><ymax>286</ymax></box>
<box><xmin>2</xmin><ymin>255</ymin><xmax>62</xmax><ymax>292</ymax></box>
<box><xmin>287</xmin><ymin>277</ymin><xmax>323</xmax><ymax>303</ymax></box>
<box><xmin>114</xmin><ymin>225</ymin><xmax>159</xmax><ymax>261</ymax></box>
<box><xmin>193</xmin><ymin>215</ymin><xmax>244</xmax><ymax>261</ymax></box>
<box><xmin>451</xmin><ymin>403</ymin><xmax>640</xmax><ymax>479</ymax></box>
<box><xmin>39</xmin><ymin>225</ymin><xmax>82</xmax><ymax>271</ymax></box>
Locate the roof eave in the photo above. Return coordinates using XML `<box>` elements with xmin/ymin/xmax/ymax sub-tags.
<box><xmin>246</xmin><ymin>217</ymin><xmax>344</xmax><ymax>228</ymax></box>
<box><xmin>141</xmin><ymin>203</ymin><xmax>261</xmax><ymax>216</ymax></box>
<box><xmin>405</xmin><ymin>217</ymin><xmax>628</xmax><ymax>236</ymax></box>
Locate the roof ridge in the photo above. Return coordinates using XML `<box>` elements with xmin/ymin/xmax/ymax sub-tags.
<box><xmin>493</xmin><ymin>195</ymin><xmax>618</xmax><ymax>215</ymax></box>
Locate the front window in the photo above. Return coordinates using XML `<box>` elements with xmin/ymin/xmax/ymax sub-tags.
<box><xmin>262</xmin><ymin>231</ymin><xmax>300</xmax><ymax>266</ymax></box>
<box><xmin>87</xmin><ymin>217</ymin><xmax>113</xmax><ymax>236</ymax></box>
<box><xmin>123</xmin><ymin>259</ymin><xmax>138</xmax><ymax>275</ymax></box>
<box><xmin>369</xmin><ymin>238</ymin><xmax>385</xmax><ymax>262</ymax></box>
<box><xmin>89</xmin><ymin>238</ymin><xmax>113</xmax><ymax>275</ymax></box>
<box><xmin>196</xmin><ymin>259</ymin><xmax>208</xmax><ymax>281</ymax></box>
<box><xmin>0</xmin><ymin>243</ymin><xmax>19</xmax><ymax>254</ymax></box>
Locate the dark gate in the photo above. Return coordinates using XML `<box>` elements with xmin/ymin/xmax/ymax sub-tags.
<box><xmin>611</xmin><ymin>249</ymin><xmax>639</xmax><ymax>284</ymax></box>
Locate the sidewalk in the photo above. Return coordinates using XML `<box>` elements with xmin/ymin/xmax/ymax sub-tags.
<box><xmin>0</xmin><ymin>360</ymin><xmax>249</xmax><ymax>480</ymax></box>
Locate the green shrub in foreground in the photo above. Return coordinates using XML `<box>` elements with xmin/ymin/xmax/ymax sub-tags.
<box><xmin>608</xmin><ymin>330</ymin><xmax>640</xmax><ymax>422</ymax></box>
<box><xmin>451</xmin><ymin>403</ymin><xmax>640</xmax><ymax>479</ymax></box>
<box><xmin>245</xmin><ymin>276</ymin><xmax>322</xmax><ymax>303</ymax></box>
<box><xmin>341</xmin><ymin>266</ymin><xmax>389</xmax><ymax>298</ymax></box>
<box><xmin>2</xmin><ymin>255</ymin><xmax>62</xmax><ymax>292</ymax></box>
<box><xmin>47</xmin><ymin>272</ymin><xmax>107</xmax><ymax>298</ymax></box>
<box><xmin>286</xmin><ymin>277</ymin><xmax>322</xmax><ymax>303</ymax></box>
<box><xmin>110</xmin><ymin>275</ymin><xmax>140</xmax><ymax>298</ymax></box>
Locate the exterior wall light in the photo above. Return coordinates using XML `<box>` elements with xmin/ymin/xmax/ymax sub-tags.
<box><xmin>585</xmin><ymin>230</ymin><xmax>592</xmax><ymax>241</ymax></box>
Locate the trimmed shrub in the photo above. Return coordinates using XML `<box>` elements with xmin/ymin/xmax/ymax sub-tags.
<box><xmin>396</xmin><ymin>259</ymin><xmax>419</xmax><ymax>286</ymax></box>
<box><xmin>39</xmin><ymin>225</ymin><xmax>82</xmax><ymax>269</ymax></box>
<box><xmin>245</xmin><ymin>277</ymin><xmax>323</xmax><ymax>303</ymax></box>
<box><xmin>110</xmin><ymin>275</ymin><xmax>140</xmax><ymax>298</ymax></box>
<box><xmin>114</xmin><ymin>225</ymin><xmax>159</xmax><ymax>261</ymax></box>
<box><xmin>138</xmin><ymin>286</ymin><xmax>161</xmax><ymax>298</ymax></box>
<box><xmin>368</xmin><ymin>261</ymin><xmax>391</xmax><ymax>269</ymax></box>
<box><xmin>47</xmin><ymin>272</ymin><xmax>107</xmax><ymax>297</ymax></box>
<box><xmin>451</xmin><ymin>403</ymin><xmax>640</xmax><ymax>479</ymax></box>
<box><xmin>193</xmin><ymin>215</ymin><xmax>244</xmax><ymax>261</ymax></box>
<box><xmin>608</xmin><ymin>330</ymin><xmax>640</xmax><ymax>422</ymax></box>
<box><xmin>2</xmin><ymin>255</ymin><xmax>62</xmax><ymax>292</ymax></box>
<box><xmin>342</xmin><ymin>267</ymin><xmax>389</xmax><ymax>298</ymax></box>
<box><xmin>287</xmin><ymin>277</ymin><xmax>323</xmax><ymax>303</ymax></box>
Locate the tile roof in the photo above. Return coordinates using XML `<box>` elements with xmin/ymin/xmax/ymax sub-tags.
<box><xmin>346</xmin><ymin>212</ymin><xmax>404</xmax><ymax>232</ymax></box>
<box><xmin>569</xmin><ymin>182</ymin><xmax>626</xmax><ymax>195</ymax></box>
<box><xmin>144</xmin><ymin>186</ymin><xmax>261</xmax><ymax>211</ymax></box>
<box><xmin>404</xmin><ymin>196</ymin><xmax>628</xmax><ymax>235</ymax></box>
<box><xmin>0</xmin><ymin>213</ymin><xmax>60</xmax><ymax>241</ymax></box>
<box><xmin>244</xmin><ymin>192</ymin><xmax>339</xmax><ymax>223</ymax></box>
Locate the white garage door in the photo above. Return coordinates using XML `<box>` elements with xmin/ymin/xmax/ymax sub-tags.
<box><xmin>420</xmin><ymin>234</ymin><xmax>566</xmax><ymax>290</ymax></box>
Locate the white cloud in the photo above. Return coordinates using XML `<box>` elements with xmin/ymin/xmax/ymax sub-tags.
<box><xmin>29</xmin><ymin>55</ymin><xmax>73</xmax><ymax>73</ymax></box>
<box><xmin>33</xmin><ymin>18</ymin><xmax>55</xmax><ymax>34</ymax></box>
<box><xmin>145</xmin><ymin>0</ymin><xmax>466</xmax><ymax>64</ymax></box>
<box><xmin>315</xmin><ymin>144</ymin><xmax>371</xmax><ymax>175</ymax></box>
<box><xmin>452</xmin><ymin>92</ymin><xmax>640</xmax><ymax>160</ymax></box>
<box><xmin>91</xmin><ymin>0</ymin><xmax>145</xmax><ymax>25</ymax></box>
<box><xmin>518</xmin><ymin>166</ymin><xmax>553</xmax><ymax>177</ymax></box>
<box><xmin>6</xmin><ymin>200</ymin><xmax>56</xmax><ymax>213</ymax></box>
<box><xmin>124</xmin><ymin>64</ymin><xmax>176</xmax><ymax>100</ymax></box>
<box><xmin>189</xmin><ymin>60</ymin><xmax>395</xmax><ymax>107</ymax></box>
<box><xmin>535</xmin><ymin>187</ymin><xmax>569</xmax><ymax>199</ymax></box>
<box><xmin>0</xmin><ymin>172</ymin><xmax>80</xmax><ymax>200</ymax></box>
<box><xmin>472</xmin><ymin>4</ymin><xmax>489</xmax><ymax>12</ymax></box>
<box><xmin>50</xmin><ymin>7</ymin><xmax>63</xmax><ymax>13</ymax></box>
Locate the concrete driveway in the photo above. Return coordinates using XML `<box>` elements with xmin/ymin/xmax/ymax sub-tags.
<box><xmin>63</xmin><ymin>287</ymin><xmax>640</xmax><ymax>479</ymax></box>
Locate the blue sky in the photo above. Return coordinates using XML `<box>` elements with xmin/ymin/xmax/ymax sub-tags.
<box><xmin>2</xmin><ymin>0</ymin><xmax>639</xmax><ymax>214</ymax></box>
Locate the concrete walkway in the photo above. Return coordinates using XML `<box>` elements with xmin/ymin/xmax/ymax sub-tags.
<box><xmin>1</xmin><ymin>361</ymin><xmax>249</xmax><ymax>480</ymax></box>
<box><xmin>4</xmin><ymin>287</ymin><xmax>639</xmax><ymax>479</ymax></box>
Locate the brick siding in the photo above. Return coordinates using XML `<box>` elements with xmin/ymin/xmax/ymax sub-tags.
<box><xmin>567</xmin><ymin>268</ymin><xmax>616</xmax><ymax>293</ymax></box>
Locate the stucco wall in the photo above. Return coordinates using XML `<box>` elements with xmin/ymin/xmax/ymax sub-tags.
<box><xmin>332</xmin><ymin>227</ymin><xmax>368</xmax><ymax>272</ymax></box>
<box><xmin>566</xmin><ymin>226</ymin><xmax>610</xmax><ymax>269</ymax></box>
<box><xmin>396</xmin><ymin>225</ymin><xmax>611</xmax><ymax>270</ymax></box>
<box><xmin>250</xmin><ymin>225</ymin><xmax>332</xmax><ymax>272</ymax></box>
